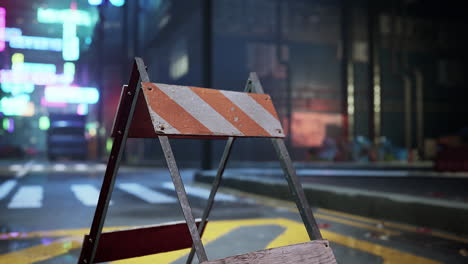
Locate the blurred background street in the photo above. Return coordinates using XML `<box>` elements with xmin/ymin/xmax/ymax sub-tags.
<box><xmin>1</xmin><ymin>0</ymin><xmax>468</xmax><ymax>263</ymax></box>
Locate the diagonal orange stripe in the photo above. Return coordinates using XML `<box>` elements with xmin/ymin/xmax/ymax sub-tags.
<box><xmin>190</xmin><ymin>87</ymin><xmax>272</xmax><ymax>137</ymax></box>
<box><xmin>142</xmin><ymin>83</ymin><xmax>213</xmax><ymax>135</ymax></box>
<box><xmin>249</xmin><ymin>94</ymin><xmax>281</xmax><ymax>121</ymax></box>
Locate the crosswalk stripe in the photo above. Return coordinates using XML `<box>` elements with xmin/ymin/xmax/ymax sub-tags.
<box><xmin>8</xmin><ymin>186</ymin><xmax>43</xmax><ymax>208</ymax></box>
<box><xmin>31</xmin><ymin>164</ymin><xmax>45</xmax><ymax>172</ymax></box>
<box><xmin>53</xmin><ymin>164</ymin><xmax>66</xmax><ymax>171</ymax></box>
<box><xmin>161</xmin><ymin>182</ymin><xmax>237</xmax><ymax>202</ymax></box>
<box><xmin>74</xmin><ymin>164</ymin><xmax>88</xmax><ymax>171</ymax></box>
<box><xmin>71</xmin><ymin>184</ymin><xmax>103</xmax><ymax>206</ymax></box>
<box><xmin>118</xmin><ymin>183</ymin><xmax>176</xmax><ymax>204</ymax></box>
<box><xmin>0</xmin><ymin>180</ymin><xmax>17</xmax><ymax>200</ymax></box>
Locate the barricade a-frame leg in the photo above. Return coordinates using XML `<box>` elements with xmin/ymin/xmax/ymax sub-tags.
<box><xmin>185</xmin><ymin>79</ymin><xmax>253</xmax><ymax>264</ymax></box>
<box><xmin>78</xmin><ymin>58</ymin><xmax>147</xmax><ymax>264</ymax></box>
<box><xmin>159</xmin><ymin>136</ymin><xmax>209</xmax><ymax>262</ymax></box>
<box><xmin>249</xmin><ymin>72</ymin><xmax>323</xmax><ymax>240</ymax></box>
<box><xmin>135</xmin><ymin>57</ymin><xmax>208</xmax><ymax>262</ymax></box>
<box><xmin>78</xmin><ymin>57</ymin><xmax>210</xmax><ymax>263</ymax></box>
<box><xmin>186</xmin><ymin>73</ymin><xmax>325</xmax><ymax>264</ymax></box>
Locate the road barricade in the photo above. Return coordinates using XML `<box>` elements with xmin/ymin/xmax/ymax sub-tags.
<box><xmin>77</xmin><ymin>57</ymin><xmax>336</xmax><ymax>264</ymax></box>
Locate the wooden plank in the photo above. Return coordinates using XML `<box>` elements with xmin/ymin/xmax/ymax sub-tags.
<box><xmin>139</xmin><ymin>82</ymin><xmax>285</xmax><ymax>138</ymax></box>
<box><xmin>88</xmin><ymin>220</ymin><xmax>206</xmax><ymax>263</ymax></box>
<box><xmin>201</xmin><ymin>240</ymin><xmax>336</xmax><ymax>264</ymax></box>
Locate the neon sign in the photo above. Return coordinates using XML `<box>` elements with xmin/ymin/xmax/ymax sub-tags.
<box><xmin>109</xmin><ymin>0</ymin><xmax>126</xmax><ymax>7</ymax></box>
<box><xmin>3</xmin><ymin>118</ymin><xmax>14</xmax><ymax>132</ymax></box>
<box><xmin>12</xmin><ymin>62</ymin><xmax>56</xmax><ymax>73</ymax></box>
<box><xmin>5</xmin><ymin>27</ymin><xmax>22</xmax><ymax>41</ymax></box>
<box><xmin>1</xmin><ymin>83</ymin><xmax>34</xmax><ymax>95</ymax></box>
<box><xmin>64</xmin><ymin>62</ymin><xmax>75</xmax><ymax>76</ymax></box>
<box><xmin>2</xmin><ymin>53</ymin><xmax>71</xmax><ymax>85</ymax></box>
<box><xmin>0</xmin><ymin>70</ymin><xmax>73</xmax><ymax>85</ymax></box>
<box><xmin>11</xmin><ymin>52</ymin><xmax>57</xmax><ymax>73</ymax></box>
<box><xmin>0</xmin><ymin>7</ymin><xmax>6</xmax><ymax>52</ymax></box>
<box><xmin>44</xmin><ymin>86</ymin><xmax>99</xmax><ymax>104</ymax></box>
<box><xmin>77</xmin><ymin>103</ymin><xmax>89</xmax><ymax>115</ymax></box>
<box><xmin>4</xmin><ymin>27</ymin><xmax>62</xmax><ymax>52</ymax></box>
<box><xmin>89</xmin><ymin>0</ymin><xmax>125</xmax><ymax>7</ymax></box>
<box><xmin>37</xmin><ymin>9</ymin><xmax>91</xmax><ymax>61</ymax></box>
<box><xmin>9</xmin><ymin>35</ymin><xmax>62</xmax><ymax>51</ymax></box>
<box><xmin>88</xmin><ymin>0</ymin><xmax>103</xmax><ymax>6</ymax></box>
<box><xmin>37</xmin><ymin>8</ymin><xmax>93</xmax><ymax>26</ymax></box>
<box><xmin>11</xmin><ymin>53</ymin><xmax>56</xmax><ymax>73</ymax></box>
<box><xmin>40</xmin><ymin>97</ymin><xmax>66</xmax><ymax>108</ymax></box>
<box><xmin>0</xmin><ymin>94</ymin><xmax>34</xmax><ymax>116</ymax></box>
<box><xmin>62</xmin><ymin>22</ymin><xmax>79</xmax><ymax>61</ymax></box>
<box><xmin>39</xmin><ymin>116</ymin><xmax>50</xmax><ymax>130</ymax></box>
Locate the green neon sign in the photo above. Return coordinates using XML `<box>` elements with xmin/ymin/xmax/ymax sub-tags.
<box><xmin>106</xmin><ymin>138</ymin><xmax>113</xmax><ymax>153</ymax></box>
<box><xmin>64</xmin><ymin>62</ymin><xmax>75</xmax><ymax>76</ymax></box>
<box><xmin>39</xmin><ymin>116</ymin><xmax>50</xmax><ymax>130</ymax></box>
<box><xmin>2</xmin><ymin>118</ymin><xmax>9</xmax><ymax>131</ymax></box>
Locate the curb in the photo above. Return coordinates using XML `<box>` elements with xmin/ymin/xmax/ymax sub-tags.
<box><xmin>194</xmin><ymin>171</ymin><xmax>468</xmax><ymax>236</ymax></box>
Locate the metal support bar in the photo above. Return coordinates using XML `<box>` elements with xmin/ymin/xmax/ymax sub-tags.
<box><xmin>249</xmin><ymin>72</ymin><xmax>322</xmax><ymax>240</ymax></box>
<box><xmin>159</xmin><ymin>136</ymin><xmax>208</xmax><ymax>262</ymax></box>
<box><xmin>77</xmin><ymin>58</ymin><xmax>147</xmax><ymax>264</ymax></box>
<box><xmin>271</xmin><ymin>138</ymin><xmax>322</xmax><ymax>240</ymax></box>
<box><xmin>185</xmin><ymin>137</ymin><xmax>236</xmax><ymax>264</ymax></box>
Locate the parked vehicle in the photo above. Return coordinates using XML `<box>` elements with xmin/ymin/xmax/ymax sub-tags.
<box><xmin>47</xmin><ymin>114</ymin><xmax>87</xmax><ymax>160</ymax></box>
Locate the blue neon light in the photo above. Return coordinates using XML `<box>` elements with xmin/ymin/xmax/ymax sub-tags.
<box><xmin>5</xmin><ymin>27</ymin><xmax>22</xmax><ymax>41</ymax></box>
<box><xmin>12</xmin><ymin>63</ymin><xmax>57</xmax><ymax>73</ymax></box>
<box><xmin>88</xmin><ymin>0</ymin><xmax>103</xmax><ymax>5</ymax></box>
<box><xmin>44</xmin><ymin>86</ymin><xmax>100</xmax><ymax>104</ymax></box>
<box><xmin>9</xmin><ymin>35</ymin><xmax>62</xmax><ymax>51</ymax></box>
<box><xmin>1</xmin><ymin>83</ymin><xmax>35</xmax><ymax>95</ymax></box>
<box><xmin>109</xmin><ymin>0</ymin><xmax>125</xmax><ymax>7</ymax></box>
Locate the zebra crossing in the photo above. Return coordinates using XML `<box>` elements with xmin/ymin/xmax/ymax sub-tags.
<box><xmin>0</xmin><ymin>180</ymin><xmax>239</xmax><ymax>209</ymax></box>
<box><xmin>118</xmin><ymin>183</ymin><xmax>177</xmax><ymax>204</ymax></box>
<box><xmin>8</xmin><ymin>186</ymin><xmax>43</xmax><ymax>209</ymax></box>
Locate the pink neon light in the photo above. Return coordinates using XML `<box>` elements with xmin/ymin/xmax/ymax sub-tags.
<box><xmin>40</xmin><ymin>97</ymin><xmax>66</xmax><ymax>108</ymax></box>
<box><xmin>76</xmin><ymin>103</ymin><xmax>88</xmax><ymax>115</ymax></box>
<box><xmin>0</xmin><ymin>7</ymin><xmax>6</xmax><ymax>52</ymax></box>
<box><xmin>291</xmin><ymin>112</ymin><xmax>342</xmax><ymax>147</ymax></box>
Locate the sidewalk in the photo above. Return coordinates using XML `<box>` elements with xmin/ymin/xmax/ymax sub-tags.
<box><xmin>194</xmin><ymin>167</ymin><xmax>468</xmax><ymax>236</ymax></box>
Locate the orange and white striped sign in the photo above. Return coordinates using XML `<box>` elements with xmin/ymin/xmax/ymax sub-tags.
<box><xmin>140</xmin><ymin>82</ymin><xmax>285</xmax><ymax>138</ymax></box>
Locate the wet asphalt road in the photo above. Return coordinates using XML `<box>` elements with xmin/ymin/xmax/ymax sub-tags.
<box><xmin>0</xmin><ymin>164</ymin><xmax>467</xmax><ymax>263</ymax></box>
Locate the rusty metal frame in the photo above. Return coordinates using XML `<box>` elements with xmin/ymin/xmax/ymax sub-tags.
<box><xmin>185</xmin><ymin>73</ymin><xmax>323</xmax><ymax>263</ymax></box>
<box><xmin>78</xmin><ymin>57</ymin><xmax>208</xmax><ymax>263</ymax></box>
<box><xmin>79</xmin><ymin>58</ymin><xmax>323</xmax><ymax>264</ymax></box>
<box><xmin>78</xmin><ymin>58</ymin><xmax>147</xmax><ymax>264</ymax></box>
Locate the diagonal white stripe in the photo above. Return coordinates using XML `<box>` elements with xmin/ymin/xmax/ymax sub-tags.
<box><xmin>220</xmin><ymin>91</ymin><xmax>284</xmax><ymax>137</ymax></box>
<box><xmin>0</xmin><ymin>180</ymin><xmax>17</xmax><ymax>200</ymax></box>
<box><xmin>161</xmin><ymin>182</ymin><xmax>237</xmax><ymax>202</ymax></box>
<box><xmin>118</xmin><ymin>183</ymin><xmax>176</xmax><ymax>204</ymax></box>
<box><xmin>8</xmin><ymin>186</ymin><xmax>43</xmax><ymax>208</ymax></box>
<box><xmin>156</xmin><ymin>84</ymin><xmax>243</xmax><ymax>136</ymax></box>
<box><xmin>147</xmin><ymin>107</ymin><xmax>180</xmax><ymax>134</ymax></box>
<box><xmin>71</xmin><ymin>184</ymin><xmax>104</xmax><ymax>206</ymax></box>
